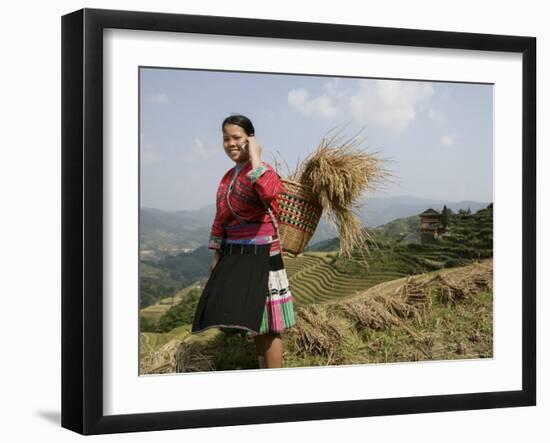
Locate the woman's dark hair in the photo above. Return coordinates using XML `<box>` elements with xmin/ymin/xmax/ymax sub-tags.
<box><xmin>222</xmin><ymin>114</ymin><xmax>255</xmax><ymax>136</ymax></box>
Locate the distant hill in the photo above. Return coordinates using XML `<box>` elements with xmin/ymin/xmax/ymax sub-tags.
<box><xmin>140</xmin><ymin>206</ymin><xmax>215</xmax><ymax>255</ymax></box>
<box><xmin>355</xmin><ymin>195</ymin><xmax>489</xmax><ymax>229</ymax></box>
<box><xmin>140</xmin><ymin>261</ymin><xmax>183</xmax><ymax>308</ymax></box>
<box><xmin>310</xmin><ymin>203</ymin><xmax>491</xmax><ymax>251</ymax></box>
<box><xmin>139</xmin><ymin>198</ymin><xmax>491</xmax><ymax>307</ymax></box>
<box><xmin>140</xmin><ymin>196</ymin><xmax>489</xmax><ymax>254</ymax></box>
<box><xmin>140</xmin><ymin>246</ymin><xmax>212</xmax><ymax>308</ymax></box>
<box><xmin>140</xmin><ymin>204</ymin><xmax>492</xmax><ymax>322</ymax></box>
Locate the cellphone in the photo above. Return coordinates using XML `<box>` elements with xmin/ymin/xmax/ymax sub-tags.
<box><xmin>242</xmin><ymin>142</ymin><xmax>249</xmax><ymax>153</ymax></box>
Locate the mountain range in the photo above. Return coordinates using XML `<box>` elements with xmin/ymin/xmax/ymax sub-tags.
<box><xmin>140</xmin><ymin>195</ymin><xmax>490</xmax><ymax>255</ymax></box>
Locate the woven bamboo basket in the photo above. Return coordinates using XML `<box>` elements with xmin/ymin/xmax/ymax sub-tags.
<box><xmin>276</xmin><ymin>179</ymin><xmax>323</xmax><ymax>255</ymax></box>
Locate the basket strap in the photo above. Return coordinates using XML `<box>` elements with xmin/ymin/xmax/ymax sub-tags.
<box><xmin>264</xmin><ymin>171</ymin><xmax>282</xmax><ymax>236</ymax></box>
<box><xmin>261</xmin><ymin>200</ymin><xmax>283</xmax><ymax>246</ymax></box>
<box><xmin>227</xmin><ymin>169</ymin><xmax>282</xmax><ymax>247</ymax></box>
<box><xmin>225</xmin><ymin>165</ymin><xmax>249</xmax><ymax>225</ymax></box>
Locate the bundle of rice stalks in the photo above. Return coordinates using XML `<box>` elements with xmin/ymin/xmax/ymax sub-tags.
<box><xmin>425</xmin><ymin>274</ymin><xmax>469</xmax><ymax>305</ymax></box>
<box><xmin>140</xmin><ymin>338</ymin><xmax>183</xmax><ymax>375</ymax></box>
<box><xmin>378</xmin><ymin>291</ymin><xmax>424</xmax><ymax>322</ymax></box>
<box><xmin>286</xmin><ymin>127</ymin><xmax>392</xmax><ymax>258</ymax></box>
<box><xmin>175</xmin><ymin>340</ymin><xmax>216</xmax><ymax>373</ymax></box>
<box><xmin>472</xmin><ymin>271</ymin><xmax>493</xmax><ymax>292</ymax></box>
<box><xmin>339</xmin><ymin>296</ymin><xmax>401</xmax><ymax>331</ymax></box>
<box><xmin>293</xmin><ymin>304</ymin><xmax>345</xmax><ymax>356</ymax></box>
<box><xmin>461</xmin><ymin>266</ymin><xmax>493</xmax><ymax>293</ymax></box>
<box><xmin>395</xmin><ymin>275</ymin><xmax>429</xmax><ymax>306</ymax></box>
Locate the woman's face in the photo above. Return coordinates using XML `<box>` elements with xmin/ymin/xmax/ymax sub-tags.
<box><xmin>223</xmin><ymin>124</ymin><xmax>250</xmax><ymax>164</ymax></box>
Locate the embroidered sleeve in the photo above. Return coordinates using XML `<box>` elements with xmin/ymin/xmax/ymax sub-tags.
<box><xmin>246</xmin><ymin>163</ymin><xmax>281</xmax><ymax>204</ymax></box>
<box><xmin>208</xmin><ymin>235</ymin><xmax>224</xmax><ymax>250</ymax></box>
<box><xmin>246</xmin><ymin>164</ymin><xmax>268</xmax><ymax>183</ymax></box>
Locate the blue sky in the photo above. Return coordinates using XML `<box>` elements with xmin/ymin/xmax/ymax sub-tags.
<box><xmin>140</xmin><ymin>68</ymin><xmax>493</xmax><ymax>211</ymax></box>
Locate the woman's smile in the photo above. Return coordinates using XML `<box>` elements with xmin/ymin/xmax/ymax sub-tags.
<box><xmin>223</xmin><ymin>123</ymin><xmax>249</xmax><ymax>164</ymax></box>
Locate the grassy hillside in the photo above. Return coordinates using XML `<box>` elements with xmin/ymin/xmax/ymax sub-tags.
<box><xmin>140</xmin><ymin>246</ymin><xmax>211</xmax><ymax>308</ymax></box>
<box><xmin>312</xmin><ymin>204</ymin><xmax>492</xmax><ymax>251</ymax></box>
<box><xmin>140</xmin><ymin>261</ymin><xmax>184</xmax><ymax>308</ymax></box>
<box><xmin>139</xmin><ymin>259</ymin><xmax>493</xmax><ymax>374</ymax></box>
<box><xmin>140</xmin><ymin>325</ymin><xmax>192</xmax><ymax>359</ymax></box>
<box><xmin>140</xmin><ymin>197</ymin><xmax>489</xmax><ymax>256</ymax></box>
<box><xmin>138</xmin><ymin>205</ymin><xmax>493</xmax><ymax>373</ymax></box>
<box><xmin>140</xmin><ymin>205</ymin><xmax>492</xmax><ymax>315</ymax></box>
<box><xmin>286</xmin><ymin>205</ymin><xmax>493</xmax><ymax>305</ymax></box>
<box><xmin>140</xmin><ymin>283</ymin><xmax>202</xmax><ymax>324</ymax></box>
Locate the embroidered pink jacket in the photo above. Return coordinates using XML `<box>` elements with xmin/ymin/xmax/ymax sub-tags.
<box><xmin>208</xmin><ymin>161</ymin><xmax>281</xmax><ymax>250</ymax></box>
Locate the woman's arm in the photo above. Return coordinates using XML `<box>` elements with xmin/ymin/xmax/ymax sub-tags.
<box><xmin>246</xmin><ymin>165</ymin><xmax>281</xmax><ymax>203</ymax></box>
<box><xmin>245</xmin><ymin>136</ymin><xmax>281</xmax><ymax>203</ymax></box>
<box><xmin>208</xmin><ymin>214</ymin><xmax>224</xmax><ymax>272</ymax></box>
<box><xmin>208</xmin><ymin>202</ymin><xmax>225</xmax><ymax>251</ymax></box>
<box><xmin>208</xmin><ymin>249</ymin><xmax>222</xmax><ymax>273</ymax></box>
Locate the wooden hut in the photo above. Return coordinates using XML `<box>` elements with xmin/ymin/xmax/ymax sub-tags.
<box><xmin>419</xmin><ymin>208</ymin><xmax>442</xmax><ymax>243</ymax></box>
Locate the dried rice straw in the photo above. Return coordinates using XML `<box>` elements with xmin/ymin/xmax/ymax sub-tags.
<box><xmin>286</xmin><ymin>126</ymin><xmax>393</xmax><ymax>258</ymax></box>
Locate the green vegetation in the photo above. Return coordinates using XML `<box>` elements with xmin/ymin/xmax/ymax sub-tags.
<box><xmin>140</xmin><ymin>316</ymin><xmax>156</xmax><ymax>333</ymax></box>
<box><xmin>340</xmin><ymin>289</ymin><xmax>493</xmax><ymax>364</ymax></box>
<box><xmin>313</xmin><ymin>204</ymin><xmax>492</xmax><ymax>252</ymax></box>
<box><xmin>140</xmin><ymin>205</ymin><xmax>492</xmax><ymax>319</ymax></box>
<box><xmin>139</xmin><ymin>204</ymin><xmax>493</xmax><ymax>372</ymax></box>
<box><xmin>140</xmin><ymin>246</ymin><xmax>211</xmax><ymax>308</ymax></box>
<box><xmin>158</xmin><ymin>246</ymin><xmax>211</xmax><ymax>281</ymax></box>
<box><xmin>140</xmin><ymin>261</ymin><xmax>183</xmax><ymax>308</ymax></box>
<box><xmin>140</xmin><ymin>283</ymin><xmax>202</xmax><ymax>326</ymax></box>
<box><xmin>155</xmin><ymin>288</ymin><xmax>202</xmax><ymax>332</ymax></box>
<box><xmin>285</xmin><ymin>205</ymin><xmax>493</xmax><ymax>306</ymax></box>
<box><xmin>441</xmin><ymin>204</ymin><xmax>451</xmax><ymax>230</ymax></box>
<box><xmin>284</xmin><ymin>252</ymin><xmax>390</xmax><ymax>306</ymax></box>
<box><xmin>140</xmin><ymin>260</ymin><xmax>493</xmax><ymax>373</ymax></box>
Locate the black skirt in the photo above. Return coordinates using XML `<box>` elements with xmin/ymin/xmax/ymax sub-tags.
<box><xmin>191</xmin><ymin>243</ymin><xmax>276</xmax><ymax>335</ymax></box>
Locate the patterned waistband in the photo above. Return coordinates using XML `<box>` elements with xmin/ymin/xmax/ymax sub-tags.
<box><xmin>224</xmin><ymin>222</ymin><xmax>276</xmax><ymax>240</ymax></box>
<box><xmin>224</xmin><ymin>234</ymin><xmax>278</xmax><ymax>245</ymax></box>
<box><xmin>222</xmin><ymin>238</ymin><xmax>282</xmax><ymax>256</ymax></box>
<box><xmin>222</xmin><ymin>243</ymin><xmax>270</xmax><ymax>255</ymax></box>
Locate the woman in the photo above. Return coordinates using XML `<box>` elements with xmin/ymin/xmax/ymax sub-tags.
<box><xmin>191</xmin><ymin>114</ymin><xmax>296</xmax><ymax>369</ymax></box>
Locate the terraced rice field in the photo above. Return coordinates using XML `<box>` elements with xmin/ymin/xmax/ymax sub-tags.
<box><xmin>140</xmin><ymin>324</ymin><xmax>191</xmax><ymax>358</ymax></box>
<box><xmin>141</xmin><ymin>282</ymin><xmax>201</xmax><ymax>323</ymax></box>
<box><xmin>284</xmin><ymin>229</ymin><xmax>494</xmax><ymax>308</ymax></box>
<box><xmin>284</xmin><ymin>252</ymin><xmax>409</xmax><ymax>307</ymax></box>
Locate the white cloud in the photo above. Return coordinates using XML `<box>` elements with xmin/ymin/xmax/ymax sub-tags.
<box><xmin>440</xmin><ymin>134</ymin><xmax>456</xmax><ymax>146</ymax></box>
<box><xmin>287</xmin><ymin>88</ymin><xmax>338</xmax><ymax>119</ymax></box>
<box><xmin>287</xmin><ymin>78</ymin><xmax>435</xmax><ymax>134</ymax></box>
<box><xmin>349</xmin><ymin>79</ymin><xmax>434</xmax><ymax>133</ymax></box>
<box><xmin>146</xmin><ymin>93</ymin><xmax>169</xmax><ymax>104</ymax></box>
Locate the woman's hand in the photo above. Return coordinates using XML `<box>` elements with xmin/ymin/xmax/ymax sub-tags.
<box><xmin>246</xmin><ymin>135</ymin><xmax>262</xmax><ymax>168</ymax></box>
<box><xmin>208</xmin><ymin>250</ymin><xmax>223</xmax><ymax>273</ymax></box>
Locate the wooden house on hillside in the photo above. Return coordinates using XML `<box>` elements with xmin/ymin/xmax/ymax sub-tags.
<box><xmin>419</xmin><ymin>208</ymin><xmax>443</xmax><ymax>243</ymax></box>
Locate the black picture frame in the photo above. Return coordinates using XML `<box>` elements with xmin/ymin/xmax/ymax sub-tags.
<box><xmin>61</xmin><ymin>7</ymin><xmax>536</xmax><ymax>435</ymax></box>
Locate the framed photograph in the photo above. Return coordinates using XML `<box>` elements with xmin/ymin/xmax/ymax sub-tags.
<box><xmin>61</xmin><ymin>8</ymin><xmax>536</xmax><ymax>435</ymax></box>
